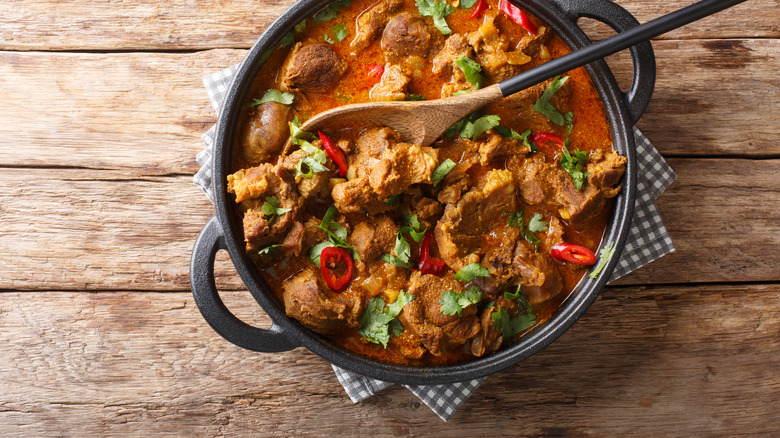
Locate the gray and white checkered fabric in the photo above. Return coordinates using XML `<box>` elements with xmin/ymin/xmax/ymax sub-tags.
<box><xmin>194</xmin><ymin>66</ymin><xmax>676</xmax><ymax>422</ymax></box>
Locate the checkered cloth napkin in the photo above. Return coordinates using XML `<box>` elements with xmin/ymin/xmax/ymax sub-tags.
<box><xmin>194</xmin><ymin>66</ymin><xmax>676</xmax><ymax>421</ymax></box>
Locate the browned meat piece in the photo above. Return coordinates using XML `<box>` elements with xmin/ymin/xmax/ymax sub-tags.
<box><xmin>516</xmin><ymin>25</ymin><xmax>550</xmax><ymax>58</ymax></box>
<box><xmin>397</xmin><ymin>272</ymin><xmax>482</xmax><ymax>356</ymax></box>
<box><xmin>510</xmin><ymin>153</ymin><xmax>603</xmax><ymax>224</ymax></box>
<box><xmin>435</xmin><ymin>169</ymin><xmax>517</xmax><ymax>272</ymax></box>
<box><xmin>280</xmin><ymin>43</ymin><xmax>346</xmax><ymax>93</ymax></box>
<box><xmin>587</xmin><ymin>149</ymin><xmax>627</xmax><ymax>198</ymax></box>
<box><xmin>331</xmin><ymin>177</ymin><xmax>393</xmax><ymax>215</ymax></box>
<box><xmin>240</xmin><ymin>102</ymin><xmax>290</xmax><ymax>164</ymax></box>
<box><xmin>477</xmin><ymin>132</ymin><xmax>528</xmax><ymax>165</ymax></box>
<box><xmin>279</xmin><ymin>217</ymin><xmax>327</xmax><ymax>257</ymax></box>
<box><xmin>351</xmin><ymin>0</ymin><xmax>404</xmax><ymax>50</ymax></box>
<box><xmin>348</xmin><ymin>216</ymin><xmax>399</xmax><ymax>266</ymax></box>
<box><xmin>369</xmin><ymin>64</ymin><xmax>410</xmax><ymax>101</ymax></box>
<box><xmin>227</xmin><ymin>164</ymin><xmax>302</xmax><ymax>251</ymax></box>
<box><xmin>282</xmin><ymin>267</ymin><xmax>361</xmax><ymax>334</ymax></box>
<box><xmin>368</xmin><ymin>143</ymin><xmax>439</xmax><ymax>197</ymax></box>
<box><xmin>513</xmin><ymin>240</ymin><xmax>564</xmax><ymax>304</ymax></box>
<box><xmin>405</xmin><ymin>190</ymin><xmax>444</xmax><ymax>228</ymax></box>
<box><xmin>466</xmin><ymin>11</ymin><xmax>530</xmax><ymax>82</ymax></box>
<box><xmin>382</xmin><ymin>13</ymin><xmax>432</xmax><ymax>62</ymax></box>
<box><xmin>348</xmin><ymin>127</ymin><xmax>400</xmax><ymax>179</ymax></box>
<box><xmin>468</xmin><ymin>306</ymin><xmax>503</xmax><ymax>357</ymax></box>
<box><xmin>278</xmin><ymin>146</ymin><xmax>337</xmax><ymax>200</ymax></box>
<box><xmin>432</xmin><ymin>34</ymin><xmax>474</xmax><ymax>77</ymax></box>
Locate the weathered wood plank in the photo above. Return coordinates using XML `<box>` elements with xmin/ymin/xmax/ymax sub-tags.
<box><xmin>0</xmin><ymin>158</ymin><xmax>777</xmax><ymax>291</ymax></box>
<box><xmin>0</xmin><ymin>0</ymin><xmax>776</xmax><ymax>51</ymax></box>
<box><xmin>0</xmin><ymin>284</ymin><xmax>777</xmax><ymax>435</ymax></box>
<box><xmin>0</xmin><ymin>40</ymin><xmax>776</xmax><ymax>177</ymax></box>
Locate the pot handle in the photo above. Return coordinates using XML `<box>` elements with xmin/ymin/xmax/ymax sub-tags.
<box><xmin>550</xmin><ymin>0</ymin><xmax>656</xmax><ymax>124</ymax></box>
<box><xmin>190</xmin><ymin>215</ymin><xmax>299</xmax><ymax>352</ymax></box>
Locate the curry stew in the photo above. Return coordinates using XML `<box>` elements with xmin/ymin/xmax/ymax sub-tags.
<box><xmin>227</xmin><ymin>0</ymin><xmax>625</xmax><ymax>365</ymax></box>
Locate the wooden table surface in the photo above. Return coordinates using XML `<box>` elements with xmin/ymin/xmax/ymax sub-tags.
<box><xmin>1</xmin><ymin>0</ymin><xmax>778</xmax><ymax>435</ymax></box>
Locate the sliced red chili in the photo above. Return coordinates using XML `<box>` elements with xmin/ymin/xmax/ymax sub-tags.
<box><xmin>498</xmin><ymin>0</ymin><xmax>537</xmax><ymax>35</ymax></box>
<box><xmin>469</xmin><ymin>0</ymin><xmax>489</xmax><ymax>19</ymax></box>
<box><xmin>318</xmin><ymin>130</ymin><xmax>348</xmax><ymax>177</ymax></box>
<box><xmin>418</xmin><ymin>231</ymin><xmax>447</xmax><ymax>276</ymax></box>
<box><xmin>320</xmin><ymin>246</ymin><xmax>354</xmax><ymax>292</ymax></box>
<box><xmin>550</xmin><ymin>242</ymin><xmax>597</xmax><ymax>265</ymax></box>
<box><xmin>367</xmin><ymin>63</ymin><xmax>384</xmax><ymax>84</ymax></box>
<box><xmin>530</xmin><ymin>132</ymin><xmax>565</xmax><ymax>154</ymax></box>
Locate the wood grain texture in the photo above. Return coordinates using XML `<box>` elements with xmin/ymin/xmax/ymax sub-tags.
<box><xmin>1</xmin><ymin>0</ymin><xmax>776</xmax><ymax>51</ymax></box>
<box><xmin>0</xmin><ymin>158</ymin><xmax>778</xmax><ymax>291</ymax></box>
<box><xmin>0</xmin><ymin>40</ymin><xmax>776</xmax><ymax>177</ymax></box>
<box><xmin>0</xmin><ymin>284</ymin><xmax>778</xmax><ymax>435</ymax></box>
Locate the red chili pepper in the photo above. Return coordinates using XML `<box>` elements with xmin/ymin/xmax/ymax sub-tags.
<box><xmin>498</xmin><ymin>0</ymin><xmax>537</xmax><ymax>35</ymax></box>
<box><xmin>418</xmin><ymin>231</ymin><xmax>447</xmax><ymax>276</ymax></box>
<box><xmin>318</xmin><ymin>130</ymin><xmax>348</xmax><ymax>177</ymax></box>
<box><xmin>550</xmin><ymin>242</ymin><xmax>597</xmax><ymax>265</ymax></box>
<box><xmin>367</xmin><ymin>63</ymin><xmax>384</xmax><ymax>84</ymax></box>
<box><xmin>320</xmin><ymin>246</ymin><xmax>354</xmax><ymax>292</ymax></box>
<box><xmin>529</xmin><ymin>132</ymin><xmax>564</xmax><ymax>154</ymax></box>
<box><xmin>469</xmin><ymin>0</ymin><xmax>489</xmax><ymax>19</ymax></box>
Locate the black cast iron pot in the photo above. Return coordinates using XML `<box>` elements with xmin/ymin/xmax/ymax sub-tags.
<box><xmin>190</xmin><ymin>0</ymin><xmax>655</xmax><ymax>384</ymax></box>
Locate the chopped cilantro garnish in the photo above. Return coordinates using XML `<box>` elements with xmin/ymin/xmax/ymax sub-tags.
<box><xmin>288</xmin><ymin>116</ymin><xmax>315</xmax><ymax>144</ymax></box>
<box><xmin>332</xmin><ymin>23</ymin><xmax>348</xmax><ymax>41</ymax></box>
<box><xmin>382</xmin><ymin>215</ymin><xmax>427</xmax><ymax>268</ymax></box>
<box><xmin>308</xmin><ymin>205</ymin><xmax>357</xmax><ymax>265</ymax></box>
<box><xmin>404</xmin><ymin>93</ymin><xmax>426</xmax><ymax>101</ymax></box>
<box><xmin>294</xmin><ymin>19</ymin><xmax>307</xmax><ymax>33</ymax></box>
<box><xmin>294</xmin><ymin>140</ymin><xmax>330</xmax><ymax>179</ymax></box>
<box><xmin>506</xmin><ymin>210</ymin><xmax>541</xmax><ymax>249</ymax></box>
<box><xmin>454</xmin><ymin>263</ymin><xmax>490</xmax><ymax>282</ymax></box>
<box><xmin>532</xmin><ymin>75</ymin><xmax>569</xmax><ymax>126</ymax></box>
<box><xmin>560</xmin><ymin>144</ymin><xmax>589</xmax><ymax>190</ymax></box>
<box><xmin>440</xmin><ymin>286</ymin><xmax>482</xmax><ymax>317</ymax></box>
<box><xmin>460</xmin><ymin>0</ymin><xmax>479</xmax><ymax>7</ymax></box>
<box><xmin>279</xmin><ymin>31</ymin><xmax>295</xmax><ymax>48</ymax></box>
<box><xmin>246</xmin><ymin>89</ymin><xmax>295</xmax><ymax>107</ymax></box>
<box><xmin>589</xmin><ymin>241</ymin><xmax>616</xmax><ymax>279</ymax></box>
<box><xmin>504</xmin><ymin>285</ymin><xmax>533</xmax><ymax>313</ymax></box>
<box><xmin>527</xmin><ymin>213</ymin><xmax>548</xmax><ymax>233</ymax></box>
<box><xmin>323</xmin><ymin>33</ymin><xmax>335</xmax><ymax>44</ymax></box>
<box><xmin>492</xmin><ymin>306</ymin><xmax>536</xmax><ymax>342</ymax></box>
<box><xmin>384</xmin><ymin>194</ymin><xmax>400</xmax><ymax>206</ymax></box>
<box><xmin>258</xmin><ymin>244</ymin><xmax>283</xmax><ymax>256</ymax></box>
<box><xmin>313</xmin><ymin>0</ymin><xmax>350</xmax><ymax>22</ymax></box>
<box><xmin>360</xmin><ymin>292</ymin><xmax>415</xmax><ymax>347</ymax></box>
<box><xmin>565</xmin><ymin>111</ymin><xmax>574</xmax><ymax>134</ymax></box>
<box><xmin>416</xmin><ymin>0</ymin><xmax>454</xmax><ymax>35</ymax></box>
<box><xmin>460</xmin><ymin>114</ymin><xmax>500</xmax><ymax>140</ymax></box>
<box><xmin>455</xmin><ymin>56</ymin><xmax>485</xmax><ymax>90</ymax></box>
<box><xmin>445</xmin><ymin>111</ymin><xmax>480</xmax><ymax>137</ymax></box>
<box><xmin>261</xmin><ymin>196</ymin><xmax>291</xmax><ymax>218</ymax></box>
<box><xmin>432</xmin><ymin>158</ymin><xmax>456</xmax><ymax>187</ymax></box>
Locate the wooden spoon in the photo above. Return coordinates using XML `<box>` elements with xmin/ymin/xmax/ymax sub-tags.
<box><xmin>287</xmin><ymin>0</ymin><xmax>747</xmax><ymax>150</ymax></box>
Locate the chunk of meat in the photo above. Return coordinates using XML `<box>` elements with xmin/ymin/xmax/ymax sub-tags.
<box><xmin>280</xmin><ymin>43</ymin><xmax>346</xmax><ymax>92</ymax></box>
<box><xmin>513</xmin><ymin>241</ymin><xmax>563</xmax><ymax>304</ymax></box>
<box><xmin>331</xmin><ymin>177</ymin><xmax>393</xmax><ymax>215</ymax></box>
<box><xmin>466</xmin><ymin>11</ymin><xmax>529</xmax><ymax>82</ymax></box>
<box><xmin>510</xmin><ymin>153</ymin><xmax>603</xmax><ymax>224</ymax></box>
<box><xmin>382</xmin><ymin>13</ymin><xmax>432</xmax><ymax>62</ymax></box>
<box><xmin>435</xmin><ymin>169</ymin><xmax>517</xmax><ymax>272</ymax></box>
<box><xmin>476</xmin><ymin>132</ymin><xmax>528</xmax><ymax>165</ymax></box>
<box><xmin>348</xmin><ymin>216</ymin><xmax>399</xmax><ymax>266</ymax></box>
<box><xmin>351</xmin><ymin>0</ymin><xmax>404</xmax><ymax>50</ymax></box>
<box><xmin>369</xmin><ymin>64</ymin><xmax>410</xmax><ymax>102</ymax></box>
<box><xmin>348</xmin><ymin>127</ymin><xmax>400</xmax><ymax>180</ymax></box>
<box><xmin>432</xmin><ymin>34</ymin><xmax>474</xmax><ymax>77</ymax></box>
<box><xmin>368</xmin><ymin>143</ymin><xmax>439</xmax><ymax>197</ymax></box>
<box><xmin>279</xmin><ymin>217</ymin><xmax>327</xmax><ymax>257</ymax></box>
<box><xmin>227</xmin><ymin>164</ymin><xmax>302</xmax><ymax>251</ymax></box>
<box><xmin>240</xmin><ymin>102</ymin><xmax>290</xmax><ymax>164</ymax></box>
<box><xmin>468</xmin><ymin>306</ymin><xmax>503</xmax><ymax>357</ymax></box>
<box><xmin>404</xmin><ymin>189</ymin><xmax>444</xmax><ymax>229</ymax></box>
<box><xmin>283</xmin><ymin>267</ymin><xmax>361</xmax><ymax>334</ymax></box>
<box><xmin>397</xmin><ymin>272</ymin><xmax>482</xmax><ymax>356</ymax></box>
<box><xmin>516</xmin><ymin>25</ymin><xmax>550</xmax><ymax>58</ymax></box>
<box><xmin>587</xmin><ymin>149</ymin><xmax>627</xmax><ymax>198</ymax></box>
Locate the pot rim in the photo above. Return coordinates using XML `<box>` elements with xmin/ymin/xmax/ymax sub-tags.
<box><xmin>209</xmin><ymin>0</ymin><xmax>642</xmax><ymax>384</ymax></box>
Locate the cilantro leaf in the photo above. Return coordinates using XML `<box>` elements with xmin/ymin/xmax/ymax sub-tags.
<box><xmin>440</xmin><ymin>286</ymin><xmax>483</xmax><ymax>317</ymax></box>
<box><xmin>384</xmin><ymin>194</ymin><xmax>400</xmax><ymax>206</ymax></box>
<box><xmin>323</xmin><ymin>34</ymin><xmax>335</xmax><ymax>44</ymax></box>
<box><xmin>331</xmin><ymin>23</ymin><xmax>348</xmax><ymax>42</ymax></box>
<box><xmin>404</xmin><ymin>93</ymin><xmax>426</xmax><ymax>101</ymax></box>
<box><xmin>288</xmin><ymin>116</ymin><xmax>316</xmax><ymax>144</ymax></box>
<box><xmin>294</xmin><ymin>19</ymin><xmax>307</xmax><ymax>33</ymax></box>
<box><xmin>360</xmin><ymin>292</ymin><xmax>415</xmax><ymax>347</ymax></box>
<box><xmin>308</xmin><ymin>240</ymin><xmax>333</xmax><ymax>265</ymax></box>
<box><xmin>560</xmin><ymin>144</ymin><xmax>589</xmax><ymax>190</ymax></box>
<box><xmin>308</xmin><ymin>205</ymin><xmax>358</xmax><ymax>265</ymax></box>
<box><xmin>445</xmin><ymin>111</ymin><xmax>480</xmax><ymax>137</ymax></box>
<box><xmin>382</xmin><ymin>216</ymin><xmax>426</xmax><ymax>268</ymax></box>
<box><xmin>294</xmin><ymin>140</ymin><xmax>330</xmax><ymax>179</ymax></box>
<box><xmin>432</xmin><ymin>158</ymin><xmax>456</xmax><ymax>187</ymax></box>
<box><xmin>565</xmin><ymin>111</ymin><xmax>574</xmax><ymax>135</ymax></box>
<box><xmin>506</xmin><ymin>210</ymin><xmax>523</xmax><ymax>227</ymax></box>
<box><xmin>454</xmin><ymin>263</ymin><xmax>490</xmax><ymax>282</ymax></box>
<box><xmin>258</xmin><ymin>244</ymin><xmax>282</xmax><ymax>256</ymax></box>
<box><xmin>314</xmin><ymin>0</ymin><xmax>350</xmax><ymax>22</ymax></box>
<box><xmin>455</xmin><ymin>57</ymin><xmax>485</xmax><ymax>89</ymax></box>
<box><xmin>507</xmin><ymin>210</ymin><xmax>541</xmax><ymax>249</ymax></box>
<box><xmin>532</xmin><ymin>75</ymin><xmax>569</xmax><ymax>126</ymax></box>
<box><xmin>504</xmin><ymin>285</ymin><xmax>533</xmax><ymax>313</ymax></box>
<box><xmin>527</xmin><ymin>213</ymin><xmax>548</xmax><ymax>233</ymax></box>
<box><xmin>247</xmin><ymin>89</ymin><xmax>295</xmax><ymax>107</ymax></box>
<box><xmin>279</xmin><ymin>31</ymin><xmax>295</xmax><ymax>48</ymax></box>
<box><xmin>460</xmin><ymin>0</ymin><xmax>479</xmax><ymax>7</ymax></box>
<box><xmin>416</xmin><ymin>0</ymin><xmax>454</xmax><ymax>35</ymax></box>
<box><xmin>460</xmin><ymin>114</ymin><xmax>500</xmax><ymax>140</ymax></box>
<box><xmin>261</xmin><ymin>196</ymin><xmax>292</xmax><ymax>218</ymax></box>
<box><xmin>589</xmin><ymin>241</ymin><xmax>616</xmax><ymax>279</ymax></box>
<box><xmin>491</xmin><ymin>306</ymin><xmax>536</xmax><ymax>342</ymax></box>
